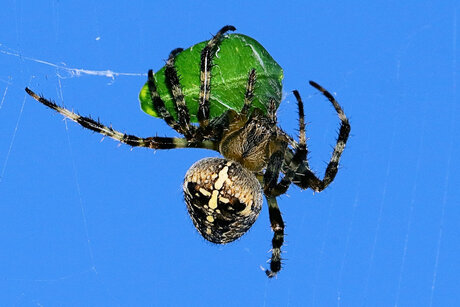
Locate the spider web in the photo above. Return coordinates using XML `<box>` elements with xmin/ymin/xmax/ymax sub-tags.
<box><xmin>0</xmin><ymin>44</ymin><xmax>147</xmax><ymax>305</ymax></box>
<box><xmin>0</xmin><ymin>2</ymin><xmax>459</xmax><ymax>306</ymax></box>
<box><xmin>0</xmin><ymin>8</ymin><xmax>154</xmax><ymax>303</ymax></box>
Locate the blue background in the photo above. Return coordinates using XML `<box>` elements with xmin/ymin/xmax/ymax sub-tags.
<box><xmin>1</xmin><ymin>1</ymin><xmax>458</xmax><ymax>306</ymax></box>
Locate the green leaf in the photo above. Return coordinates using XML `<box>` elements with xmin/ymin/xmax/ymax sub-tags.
<box><xmin>139</xmin><ymin>33</ymin><xmax>283</xmax><ymax>122</ymax></box>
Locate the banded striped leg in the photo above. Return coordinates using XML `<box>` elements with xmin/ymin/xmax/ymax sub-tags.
<box><xmin>270</xmin><ymin>90</ymin><xmax>309</xmax><ymax>196</ymax></box>
<box><xmin>306</xmin><ymin>81</ymin><xmax>350</xmax><ymax>191</ymax></box>
<box><xmin>199</xmin><ymin>68</ymin><xmax>256</xmax><ymax>140</ymax></box>
<box><xmin>240</xmin><ymin>68</ymin><xmax>256</xmax><ymax>116</ymax></box>
<box><xmin>197</xmin><ymin>25</ymin><xmax>236</xmax><ymax>126</ymax></box>
<box><xmin>263</xmin><ymin>148</ymin><xmax>286</xmax><ymax>195</ymax></box>
<box><xmin>147</xmin><ymin>69</ymin><xmax>182</xmax><ymax>133</ymax></box>
<box><xmin>264</xmin><ymin>195</ymin><xmax>285</xmax><ymax>278</ymax></box>
<box><xmin>288</xmin><ymin>82</ymin><xmax>350</xmax><ymax>192</ymax></box>
<box><xmin>165</xmin><ymin>48</ymin><xmax>195</xmax><ymax>139</ymax></box>
<box><xmin>267</xmin><ymin>98</ymin><xmax>278</xmax><ymax>124</ymax></box>
<box><xmin>25</xmin><ymin>88</ymin><xmax>216</xmax><ymax>151</ymax></box>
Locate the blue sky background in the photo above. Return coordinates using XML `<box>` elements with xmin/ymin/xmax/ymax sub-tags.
<box><xmin>1</xmin><ymin>1</ymin><xmax>458</xmax><ymax>306</ymax></box>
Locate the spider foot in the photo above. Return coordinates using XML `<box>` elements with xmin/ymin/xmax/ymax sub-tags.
<box><xmin>260</xmin><ymin>265</ymin><xmax>278</xmax><ymax>278</ymax></box>
<box><xmin>265</xmin><ymin>268</ymin><xmax>278</xmax><ymax>278</ymax></box>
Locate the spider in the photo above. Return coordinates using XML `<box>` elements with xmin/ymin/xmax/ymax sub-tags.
<box><xmin>25</xmin><ymin>25</ymin><xmax>350</xmax><ymax>278</ymax></box>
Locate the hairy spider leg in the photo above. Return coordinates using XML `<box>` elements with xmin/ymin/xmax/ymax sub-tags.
<box><xmin>260</xmin><ymin>115</ymin><xmax>290</xmax><ymax>278</ymax></box>
<box><xmin>24</xmin><ymin>88</ymin><xmax>215</xmax><ymax>151</ymax></box>
<box><xmin>198</xmin><ymin>25</ymin><xmax>236</xmax><ymax>126</ymax></box>
<box><xmin>199</xmin><ymin>68</ymin><xmax>256</xmax><ymax>141</ymax></box>
<box><xmin>147</xmin><ymin>69</ymin><xmax>183</xmax><ymax>133</ymax></box>
<box><xmin>269</xmin><ymin>90</ymin><xmax>309</xmax><ymax>196</ymax></box>
<box><xmin>264</xmin><ymin>147</ymin><xmax>287</xmax><ymax>195</ymax></box>
<box><xmin>240</xmin><ymin>68</ymin><xmax>256</xmax><ymax>116</ymax></box>
<box><xmin>265</xmin><ymin>94</ymin><xmax>277</xmax><ymax>122</ymax></box>
<box><xmin>164</xmin><ymin>48</ymin><xmax>195</xmax><ymax>138</ymax></box>
<box><xmin>264</xmin><ymin>195</ymin><xmax>285</xmax><ymax>278</ymax></box>
<box><xmin>293</xmin><ymin>90</ymin><xmax>307</xmax><ymax>156</ymax></box>
<box><xmin>292</xmin><ymin>81</ymin><xmax>351</xmax><ymax>192</ymax></box>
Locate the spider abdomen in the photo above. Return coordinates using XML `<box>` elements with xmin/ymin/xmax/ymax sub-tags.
<box><xmin>183</xmin><ymin>157</ymin><xmax>262</xmax><ymax>244</ymax></box>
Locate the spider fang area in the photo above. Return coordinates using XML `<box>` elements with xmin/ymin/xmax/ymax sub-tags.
<box><xmin>183</xmin><ymin>157</ymin><xmax>263</xmax><ymax>244</ymax></box>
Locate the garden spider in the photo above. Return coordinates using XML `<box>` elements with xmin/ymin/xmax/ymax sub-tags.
<box><xmin>25</xmin><ymin>25</ymin><xmax>350</xmax><ymax>278</ymax></box>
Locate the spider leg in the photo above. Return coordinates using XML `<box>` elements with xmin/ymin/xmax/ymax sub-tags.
<box><xmin>147</xmin><ymin>69</ymin><xmax>183</xmax><ymax>133</ymax></box>
<box><xmin>198</xmin><ymin>68</ymin><xmax>255</xmax><ymax>141</ymax></box>
<box><xmin>240</xmin><ymin>68</ymin><xmax>256</xmax><ymax>116</ymax></box>
<box><xmin>197</xmin><ymin>25</ymin><xmax>236</xmax><ymax>126</ymax></box>
<box><xmin>263</xmin><ymin>149</ymin><xmax>285</xmax><ymax>195</ymax></box>
<box><xmin>269</xmin><ymin>91</ymin><xmax>308</xmax><ymax>196</ymax></box>
<box><xmin>292</xmin><ymin>90</ymin><xmax>307</xmax><ymax>159</ymax></box>
<box><xmin>25</xmin><ymin>88</ymin><xmax>216</xmax><ymax>150</ymax></box>
<box><xmin>264</xmin><ymin>195</ymin><xmax>285</xmax><ymax>278</ymax></box>
<box><xmin>261</xmin><ymin>140</ymin><xmax>289</xmax><ymax>277</ymax></box>
<box><xmin>267</xmin><ymin>98</ymin><xmax>278</xmax><ymax>124</ymax></box>
<box><xmin>165</xmin><ymin>48</ymin><xmax>195</xmax><ymax>138</ymax></box>
<box><xmin>292</xmin><ymin>81</ymin><xmax>350</xmax><ymax>192</ymax></box>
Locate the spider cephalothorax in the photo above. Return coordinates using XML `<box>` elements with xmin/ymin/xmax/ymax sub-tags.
<box><xmin>25</xmin><ymin>25</ymin><xmax>350</xmax><ymax>278</ymax></box>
